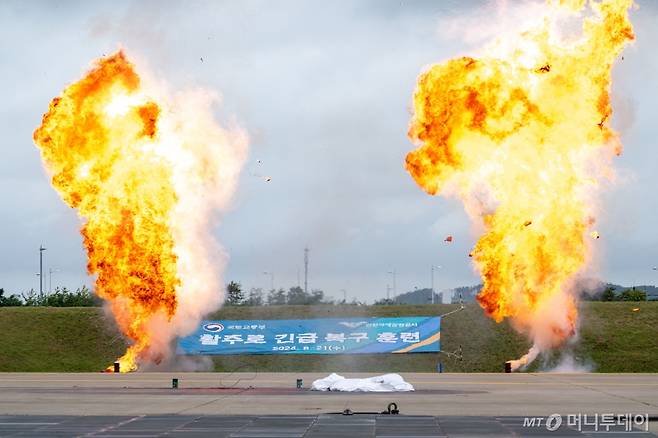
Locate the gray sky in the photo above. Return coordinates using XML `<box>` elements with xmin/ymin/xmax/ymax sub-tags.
<box><xmin>1</xmin><ymin>0</ymin><xmax>657</xmax><ymax>303</ymax></box>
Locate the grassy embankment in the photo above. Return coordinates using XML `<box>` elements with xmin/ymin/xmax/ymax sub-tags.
<box><xmin>0</xmin><ymin>302</ymin><xmax>656</xmax><ymax>372</ymax></box>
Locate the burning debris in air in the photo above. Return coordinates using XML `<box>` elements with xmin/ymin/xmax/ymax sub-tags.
<box><xmin>33</xmin><ymin>51</ymin><xmax>248</xmax><ymax>372</ymax></box>
<box><xmin>406</xmin><ymin>0</ymin><xmax>634</xmax><ymax>371</ymax></box>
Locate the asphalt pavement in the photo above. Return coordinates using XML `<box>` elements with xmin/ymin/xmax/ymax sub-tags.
<box><xmin>0</xmin><ymin>373</ymin><xmax>656</xmax><ymax>437</ymax></box>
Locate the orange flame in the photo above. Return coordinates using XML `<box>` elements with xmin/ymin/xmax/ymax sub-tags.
<box><xmin>406</xmin><ymin>0</ymin><xmax>634</xmax><ymax>370</ymax></box>
<box><xmin>34</xmin><ymin>51</ymin><xmax>247</xmax><ymax>372</ymax></box>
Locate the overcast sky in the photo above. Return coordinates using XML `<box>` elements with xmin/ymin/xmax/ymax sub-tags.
<box><xmin>1</xmin><ymin>0</ymin><xmax>657</xmax><ymax>303</ymax></box>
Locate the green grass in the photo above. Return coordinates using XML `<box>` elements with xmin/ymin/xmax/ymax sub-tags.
<box><xmin>0</xmin><ymin>307</ymin><xmax>126</xmax><ymax>372</ymax></box>
<box><xmin>0</xmin><ymin>302</ymin><xmax>656</xmax><ymax>372</ymax></box>
<box><xmin>576</xmin><ymin>302</ymin><xmax>658</xmax><ymax>372</ymax></box>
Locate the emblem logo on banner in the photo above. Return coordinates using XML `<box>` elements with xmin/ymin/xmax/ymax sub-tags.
<box><xmin>203</xmin><ymin>323</ymin><xmax>225</xmax><ymax>333</ymax></box>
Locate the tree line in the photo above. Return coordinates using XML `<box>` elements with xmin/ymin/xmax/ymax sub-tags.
<box><xmin>1</xmin><ymin>282</ymin><xmax>348</xmax><ymax>308</ymax></box>
<box><xmin>0</xmin><ymin>286</ymin><xmax>99</xmax><ymax>307</ymax></box>
<box><xmin>225</xmin><ymin>282</ymin><xmax>352</xmax><ymax>306</ymax></box>
<box><xmin>2</xmin><ymin>282</ymin><xmax>650</xmax><ymax>308</ymax></box>
<box><xmin>598</xmin><ymin>287</ymin><xmax>647</xmax><ymax>302</ymax></box>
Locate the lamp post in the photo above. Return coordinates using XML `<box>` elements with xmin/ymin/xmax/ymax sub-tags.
<box><xmin>39</xmin><ymin>245</ymin><xmax>46</xmax><ymax>296</ymax></box>
<box><xmin>263</xmin><ymin>271</ymin><xmax>274</xmax><ymax>291</ymax></box>
<box><xmin>431</xmin><ymin>265</ymin><xmax>442</xmax><ymax>305</ymax></box>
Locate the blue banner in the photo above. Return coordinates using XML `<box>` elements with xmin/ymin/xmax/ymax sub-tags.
<box><xmin>178</xmin><ymin>316</ymin><xmax>440</xmax><ymax>355</ymax></box>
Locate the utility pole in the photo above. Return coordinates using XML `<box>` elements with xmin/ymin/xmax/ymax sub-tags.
<box><xmin>39</xmin><ymin>245</ymin><xmax>46</xmax><ymax>296</ymax></box>
<box><xmin>387</xmin><ymin>270</ymin><xmax>396</xmax><ymax>300</ymax></box>
<box><xmin>304</xmin><ymin>247</ymin><xmax>309</xmax><ymax>294</ymax></box>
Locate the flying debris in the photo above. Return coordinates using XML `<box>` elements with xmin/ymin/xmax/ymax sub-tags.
<box><xmin>590</xmin><ymin>231</ymin><xmax>601</xmax><ymax>239</ymax></box>
<box><xmin>523</xmin><ymin>220</ymin><xmax>532</xmax><ymax>227</ymax></box>
<box><xmin>250</xmin><ymin>160</ymin><xmax>271</xmax><ymax>182</ymax></box>
<box><xmin>444</xmin><ymin>235</ymin><xmax>453</xmax><ymax>243</ymax></box>
<box><xmin>632</xmin><ymin>308</ymin><xmax>640</xmax><ymax>312</ymax></box>
<box><xmin>536</xmin><ymin>64</ymin><xmax>551</xmax><ymax>73</ymax></box>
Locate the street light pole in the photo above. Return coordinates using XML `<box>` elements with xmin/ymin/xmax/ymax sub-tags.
<box><xmin>39</xmin><ymin>245</ymin><xmax>46</xmax><ymax>296</ymax></box>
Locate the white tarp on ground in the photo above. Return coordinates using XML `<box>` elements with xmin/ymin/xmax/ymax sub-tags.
<box><xmin>311</xmin><ymin>373</ymin><xmax>414</xmax><ymax>392</ymax></box>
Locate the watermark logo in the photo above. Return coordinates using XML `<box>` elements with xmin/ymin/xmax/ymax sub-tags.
<box><xmin>546</xmin><ymin>414</ymin><xmax>562</xmax><ymax>431</ymax></box>
<box><xmin>523</xmin><ymin>413</ymin><xmax>649</xmax><ymax>433</ymax></box>
<box><xmin>203</xmin><ymin>323</ymin><xmax>224</xmax><ymax>332</ymax></box>
<box><xmin>523</xmin><ymin>416</ymin><xmax>560</xmax><ymax>430</ymax></box>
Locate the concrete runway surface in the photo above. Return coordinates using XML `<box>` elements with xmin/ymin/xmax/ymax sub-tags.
<box><xmin>0</xmin><ymin>373</ymin><xmax>656</xmax><ymax>437</ymax></box>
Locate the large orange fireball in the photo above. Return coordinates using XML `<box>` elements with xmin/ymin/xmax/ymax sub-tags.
<box><xmin>34</xmin><ymin>51</ymin><xmax>247</xmax><ymax>372</ymax></box>
<box><xmin>406</xmin><ymin>0</ymin><xmax>634</xmax><ymax>370</ymax></box>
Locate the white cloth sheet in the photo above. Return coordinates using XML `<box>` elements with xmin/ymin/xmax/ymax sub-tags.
<box><xmin>311</xmin><ymin>373</ymin><xmax>414</xmax><ymax>392</ymax></box>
